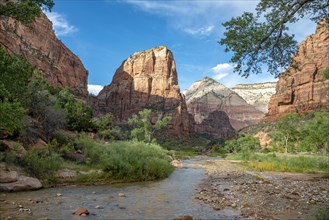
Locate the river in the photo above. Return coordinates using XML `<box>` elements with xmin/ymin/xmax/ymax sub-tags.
<box><xmin>0</xmin><ymin>157</ymin><xmax>244</xmax><ymax>219</ymax></box>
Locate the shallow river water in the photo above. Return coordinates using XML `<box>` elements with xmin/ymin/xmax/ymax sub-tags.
<box><xmin>0</xmin><ymin>157</ymin><xmax>244</xmax><ymax>219</ymax></box>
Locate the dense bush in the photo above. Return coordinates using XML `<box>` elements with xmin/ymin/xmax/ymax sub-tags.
<box><xmin>0</xmin><ymin>97</ymin><xmax>26</xmax><ymax>135</ymax></box>
<box><xmin>92</xmin><ymin>113</ymin><xmax>127</xmax><ymax>140</ymax></box>
<box><xmin>57</xmin><ymin>88</ymin><xmax>93</xmax><ymax>132</ymax></box>
<box><xmin>224</xmin><ymin>134</ymin><xmax>260</xmax><ymax>154</ymax></box>
<box><xmin>75</xmin><ymin>135</ymin><xmax>174</xmax><ymax>181</ymax></box>
<box><xmin>269</xmin><ymin>112</ymin><xmax>329</xmax><ymax>154</ymax></box>
<box><xmin>21</xmin><ymin>149</ymin><xmax>63</xmax><ymax>183</ymax></box>
<box><xmin>0</xmin><ymin>47</ymin><xmax>34</xmax><ymax>107</ymax></box>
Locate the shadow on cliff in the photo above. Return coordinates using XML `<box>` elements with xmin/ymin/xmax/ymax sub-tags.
<box><xmin>90</xmin><ymin>71</ymin><xmax>236</xmax><ymax>140</ymax></box>
<box><xmin>92</xmin><ymin>71</ymin><xmax>193</xmax><ymax>136</ymax></box>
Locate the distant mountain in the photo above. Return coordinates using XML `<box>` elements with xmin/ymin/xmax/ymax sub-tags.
<box><xmin>232</xmin><ymin>82</ymin><xmax>276</xmax><ymax>113</ymax></box>
<box><xmin>184</xmin><ymin>77</ymin><xmax>265</xmax><ymax>131</ymax></box>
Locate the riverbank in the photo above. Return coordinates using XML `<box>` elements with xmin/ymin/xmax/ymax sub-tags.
<box><xmin>0</xmin><ymin>158</ymin><xmax>239</xmax><ymax>220</ymax></box>
<box><xmin>196</xmin><ymin>159</ymin><xmax>329</xmax><ymax>220</ymax></box>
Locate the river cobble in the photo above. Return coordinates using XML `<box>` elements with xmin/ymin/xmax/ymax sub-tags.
<box><xmin>196</xmin><ymin>160</ymin><xmax>329</xmax><ymax>220</ymax></box>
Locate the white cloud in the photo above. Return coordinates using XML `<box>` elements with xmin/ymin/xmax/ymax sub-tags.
<box><xmin>88</xmin><ymin>84</ymin><xmax>104</xmax><ymax>96</ymax></box>
<box><xmin>183</xmin><ymin>25</ymin><xmax>215</xmax><ymax>36</ymax></box>
<box><xmin>213</xmin><ymin>73</ymin><xmax>229</xmax><ymax>81</ymax></box>
<box><xmin>45</xmin><ymin>11</ymin><xmax>78</xmax><ymax>36</ymax></box>
<box><xmin>123</xmin><ymin>0</ymin><xmax>315</xmax><ymax>42</ymax></box>
<box><xmin>123</xmin><ymin>1</ymin><xmax>259</xmax><ymax>37</ymax></box>
<box><xmin>211</xmin><ymin>63</ymin><xmax>233</xmax><ymax>74</ymax></box>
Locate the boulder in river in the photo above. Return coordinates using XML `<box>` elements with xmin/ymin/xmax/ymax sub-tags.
<box><xmin>171</xmin><ymin>160</ymin><xmax>183</xmax><ymax>168</ymax></box>
<box><xmin>0</xmin><ymin>170</ymin><xmax>18</xmax><ymax>183</ymax></box>
<box><xmin>0</xmin><ymin>175</ymin><xmax>42</xmax><ymax>192</ymax></box>
<box><xmin>175</xmin><ymin>215</ymin><xmax>193</xmax><ymax>220</ymax></box>
<box><xmin>72</xmin><ymin>207</ymin><xmax>89</xmax><ymax>216</ymax></box>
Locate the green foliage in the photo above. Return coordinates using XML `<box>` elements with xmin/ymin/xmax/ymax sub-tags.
<box><xmin>0</xmin><ymin>47</ymin><xmax>34</xmax><ymax>106</ymax></box>
<box><xmin>57</xmin><ymin>88</ymin><xmax>93</xmax><ymax>132</ymax></box>
<box><xmin>128</xmin><ymin>109</ymin><xmax>172</xmax><ymax>143</ymax></box>
<box><xmin>0</xmin><ymin>85</ymin><xmax>26</xmax><ymax>135</ymax></box>
<box><xmin>75</xmin><ymin>135</ymin><xmax>174</xmax><ymax>181</ymax></box>
<box><xmin>21</xmin><ymin>148</ymin><xmax>63</xmax><ymax>183</ymax></box>
<box><xmin>270</xmin><ymin>113</ymin><xmax>301</xmax><ymax>153</ymax></box>
<box><xmin>92</xmin><ymin>113</ymin><xmax>125</xmax><ymax>140</ymax></box>
<box><xmin>0</xmin><ymin>0</ymin><xmax>54</xmax><ymax>24</ymax></box>
<box><xmin>227</xmin><ymin>153</ymin><xmax>329</xmax><ymax>174</ymax></box>
<box><xmin>324</xmin><ymin>67</ymin><xmax>329</xmax><ymax>79</ymax></box>
<box><xmin>224</xmin><ymin>134</ymin><xmax>260</xmax><ymax>154</ymax></box>
<box><xmin>174</xmin><ymin>148</ymin><xmax>198</xmax><ymax>160</ymax></box>
<box><xmin>220</xmin><ymin>0</ymin><xmax>329</xmax><ymax>77</ymax></box>
<box><xmin>315</xmin><ymin>208</ymin><xmax>329</xmax><ymax>220</ymax></box>
<box><xmin>269</xmin><ymin>112</ymin><xmax>329</xmax><ymax>154</ymax></box>
<box><xmin>299</xmin><ymin>112</ymin><xmax>329</xmax><ymax>153</ymax></box>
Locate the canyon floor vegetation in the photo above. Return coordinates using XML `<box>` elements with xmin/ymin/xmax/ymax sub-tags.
<box><xmin>0</xmin><ymin>48</ymin><xmax>175</xmax><ymax>186</ymax></box>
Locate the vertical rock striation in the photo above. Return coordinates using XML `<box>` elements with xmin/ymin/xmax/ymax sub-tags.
<box><xmin>266</xmin><ymin>22</ymin><xmax>329</xmax><ymax>121</ymax></box>
<box><xmin>0</xmin><ymin>13</ymin><xmax>88</xmax><ymax>96</ymax></box>
<box><xmin>97</xmin><ymin>46</ymin><xmax>193</xmax><ymax>135</ymax></box>
<box><xmin>232</xmin><ymin>82</ymin><xmax>277</xmax><ymax>113</ymax></box>
<box><xmin>184</xmin><ymin>77</ymin><xmax>264</xmax><ymax>132</ymax></box>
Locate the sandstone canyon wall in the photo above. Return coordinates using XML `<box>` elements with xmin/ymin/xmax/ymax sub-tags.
<box><xmin>0</xmin><ymin>13</ymin><xmax>88</xmax><ymax>96</ymax></box>
<box><xmin>266</xmin><ymin>22</ymin><xmax>329</xmax><ymax>121</ymax></box>
<box><xmin>184</xmin><ymin>77</ymin><xmax>264</xmax><ymax>131</ymax></box>
<box><xmin>97</xmin><ymin>46</ymin><xmax>193</xmax><ymax>135</ymax></box>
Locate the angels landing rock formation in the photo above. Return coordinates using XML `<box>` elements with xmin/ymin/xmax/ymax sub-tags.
<box><xmin>0</xmin><ymin>13</ymin><xmax>88</xmax><ymax>96</ymax></box>
<box><xmin>266</xmin><ymin>21</ymin><xmax>329</xmax><ymax>121</ymax></box>
<box><xmin>97</xmin><ymin>46</ymin><xmax>193</xmax><ymax>135</ymax></box>
<box><xmin>184</xmin><ymin>77</ymin><xmax>265</xmax><ymax>131</ymax></box>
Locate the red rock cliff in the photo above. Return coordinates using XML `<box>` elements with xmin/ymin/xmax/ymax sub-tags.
<box><xmin>0</xmin><ymin>13</ymin><xmax>88</xmax><ymax>96</ymax></box>
<box><xmin>97</xmin><ymin>46</ymin><xmax>193</xmax><ymax>135</ymax></box>
<box><xmin>267</xmin><ymin>22</ymin><xmax>329</xmax><ymax>120</ymax></box>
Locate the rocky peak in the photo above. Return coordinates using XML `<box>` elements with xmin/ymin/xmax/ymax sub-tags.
<box><xmin>232</xmin><ymin>82</ymin><xmax>277</xmax><ymax>113</ymax></box>
<box><xmin>0</xmin><ymin>13</ymin><xmax>88</xmax><ymax>96</ymax></box>
<box><xmin>185</xmin><ymin>76</ymin><xmax>264</xmax><ymax>131</ymax></box>
<box><xmin>266</xmin><ymin>21</ymin><xmax>329</xmax><ymax>120</ymax></box>
<box><xmin>97</xmin><ymin>46</ymin><xmax>193</xmax><ymax>135</ymax></box>
<box><xmin>184</xmin><ymin>76</ymin><xmax>231</xmax><ymax>103</ymax></box>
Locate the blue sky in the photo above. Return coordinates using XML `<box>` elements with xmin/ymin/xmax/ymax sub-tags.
<box><xmin>45</xmin><ymin>0</ymin><xmax>317</xmax><ymax>95</ymax></box>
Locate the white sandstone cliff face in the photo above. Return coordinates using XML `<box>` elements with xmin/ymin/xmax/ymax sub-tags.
<box><xmin>184</xmin><ymin>77</ymin><xmax>264</xmax><ymax>131</ymax></box>
<box><xmin>232</xmin><ymin>82</ymin><xmax>277</xmax><ymax>113</ymax></box>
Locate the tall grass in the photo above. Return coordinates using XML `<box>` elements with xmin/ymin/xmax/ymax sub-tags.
<box><xmin>75</xmin><ymin>136</ymin><xmax>174</xmax><ymax>181</ymax></box>
<box><xmin>227</xmin><ymin>153</ymin><xmax>329</xmax><ymax>173</ymax></box>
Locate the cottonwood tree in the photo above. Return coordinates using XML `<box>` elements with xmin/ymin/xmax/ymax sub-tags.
<box><xmin>300</xmin><ymin>112</ymin><xmax>329</xmax><ymax>154</ymax></box>
<box><xmin>0</xmin><ymin>0</ymin><xmax>54</xmax><ymax>24</ymax></box>
<box><xmin>128</xmin><ymin>109</ymin><xmax>172</xmax><ymax>144</ymax></box>
<box><xmin>220</xmin><ymin>0</ymin><xmax>329</xmax><ymax>78</ymax></box>
<box><xmin>271</xmin><ymin>113</ymin><xmax>301</xmax><ymax>153</ymax></box>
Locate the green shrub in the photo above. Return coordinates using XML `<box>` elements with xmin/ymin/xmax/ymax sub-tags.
<box><xmin>56</xmin><ymin>88</ymin><xmax>93</xmax><ymax>132</ymax></box>
<box><xmin>0</xmin><ymin>47</ymin><xmax>34</xmax><ymax>106</ymax></box>
<box><xmin>75</xmin><ymin>135</ymin><xmax>174</xmax><ymax>181</ymax></box>
<box><xmin>21</xmin><ymin>149</ymin><xmax>63</xmax><ymax>184</ymax></box>
<box><xmin>227</xmin><ymin>153</ymin><xmax>329</xmax><ymax>173</ymax></box>
<box><xmin>0</xmin><ymin>97</ymin><xmax>26</xmax><ymax>135</ymax></box>
<box><xmin>101</xmin><ymin>141</ymin><xmax>174</xmax><ymax>180</ymax></box>
<box><xmin>223</xmin><ymin>134</ymin><xmax>260</xmax><ymax>154</ymax></box>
